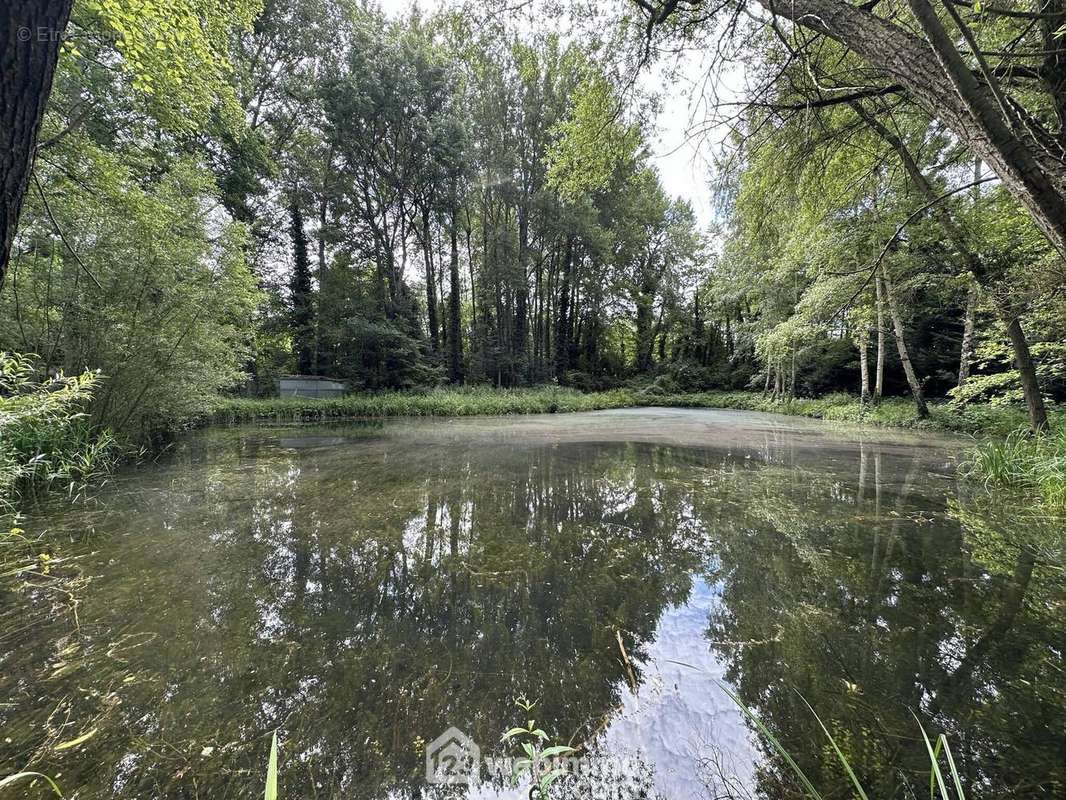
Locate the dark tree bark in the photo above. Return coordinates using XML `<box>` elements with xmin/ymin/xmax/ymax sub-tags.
<box><xmin>555</xmin><ymin>235</ymin><xmax>574</xmax><ymax>376</ymax></box>
<box><xmin>421</xmin><ymin>206</ymin><xmax>440</xmax><ymax>353</ymax></box>
<box><xmin>514</xmin><ymin>204</ymin><xmax>530</xmax><ymax>378</ymax></box>
<box><xmin>1</xmin><ymin>0</ymin><xmax>74</xmax><ymax>290</ymax></box>
<box><xmin>1005</xmin><ymin>317</ymin><xmax>1049</xmax><ymax>432</ymax></box>
<box><xmin>874</xmin><ymin>278</ymin><xmax>885</xmax><ymax>404</ymax></box>
<box><xmin>448</xmin><ymin>206</ymin><xmax>463</xmax><ymax>384</ymax></box>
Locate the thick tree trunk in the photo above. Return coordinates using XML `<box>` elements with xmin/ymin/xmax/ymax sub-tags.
<box><xmin>634</xmin><ymin>284</ymin><xmax>655</xmax><ymax>373</ymax></box>
<box><xmin>1</xmin><ymin>0</ymin><xmax>74</xmax><ymax>290</ymax></box>
<box><xmin>448</xmin><ymin>206</ymin><xmax>463</xmax><ymax>384</ymax></box>
<box><xmin>555</xmin><ymin>235</ymin><xmax>574</xmax><ymax>376</ymax></box>
<box><xmin>880</xmin><ymin>265</ymin><xmax>929</xmax><ymax>418</ymax></box>
<box><xmin>752</xmin><ymin>0</ymin><xmax>1066</xmax><ymax>261</ymax></box>
<box><xmin>289</xmin><ymin>199</ymin><xmax>315</xmax><ymax>375</ymax></box>
<box><xmin>1004</xmin><ymin>316</ymin><xmax>1049</xmax><ymax>432</ymax></box>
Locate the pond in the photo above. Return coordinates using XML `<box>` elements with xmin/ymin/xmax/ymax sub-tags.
<box><xmin>2</xmin><ymin>408</ymin><xmax>1063</xmax><ymax>799</ymax></box>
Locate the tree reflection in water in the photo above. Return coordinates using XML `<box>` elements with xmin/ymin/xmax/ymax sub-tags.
<box><xmin>1</xmin><ymin>413</ymin><xmax>1062</xmax><ymax>799</ymax></box>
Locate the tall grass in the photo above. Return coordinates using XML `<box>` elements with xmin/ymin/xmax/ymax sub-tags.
<box><xmin>211</xmin><ymin>386</ymin><xmax>635</xmax><ymax>423</ymax></box>
<box><xmin>962</xmin><ymin>427</ymin><xmax>1066</xmax><ymax>508</ymax></box>
<box><xmin>1</xmin><ymin>353</ymin><xmax>119</xmax><ymax>513</ymax></box>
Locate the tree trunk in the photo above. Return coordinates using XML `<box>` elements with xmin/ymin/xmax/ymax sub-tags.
<box><xmin>958</xmin><ymin>158</ymin><xmax>982</xmax><ymax>388</ymax></box>
<box><xmin>1</xmin><ymin>0</ymin><xmax>74</xmax><ymax>290</ymax></box>
<box><xmin>421</xmin><ymin>206</ymin><xmax>440</xmax><ymax>353</ymax></box>
<box><xmin>289</xmin><ymin>198</ymin><xmax>315</xmax><ymax>375</ymax></box>
<box><xmin>1004</xmin><ymin>316</ymin><xmax>1049</xmax><ymax>432</ymax></box>
<box><xmin>448</xmin><ymin>206</ymin><xmax>463</xmax><ymax>384</ymax></box>
<box><xmin>856</xmin><ymin>103</ymin><xmax>1050</xmax><ymax>431</ymax></box>
<box><xmin>880</xmin><ymin>265</ymin><xmax>929</xmax><ymax>418</ymax></box>
<box><xmin>515</xmin><ymin>203</ymin><xmax>529</xmax><ymax>379</ymax></box>
<box><xmin>958</xmin><ymin>280</ymin><xmax>977</xmax><ymax>387</ymax></box>
<box><xmin>555</xmin><ymin>235</ymin><xmax>574</xmax><ymax>376</ymax></box>
<box><xmin>874</xmin><ymin>278</ymin><xmax>885</xmax><ymax>404</ymax></box>
<box><xmin>750</xmin><ymin>0</ymin><xmax>1066</xmax><ymax>261</ymax></box>
<box><xmin>858</xmin><ymin>328</ymin><xmax>871</xmax><ymax>404</ymax></box>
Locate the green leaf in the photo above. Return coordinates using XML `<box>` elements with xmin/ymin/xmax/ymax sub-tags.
<box><xmin>914</xmin><ymin>714</ymin><xmax>949</xmax><ymax>800</ymax></box>
<box><xmin>54</xmin><ymin>728</ymin><xmax>98</xmax><ymax>750</ymax></box>
<box><xmin>797</xmin><ymin>695</ymin><xmax>868</xmax><ymax>800</ymax></box>
<box><xmin>0</xmin><ymin>772</ymin><xmax>63</xmax><ymax>797</ymax></box>
<box><xmin>939</xmin><ymin>735</ymin><xmax>966</xmax><ymax>800</ymax></box>
<box><xmin>539</xmin><ymin>745</ymin><xmax>576</xmax><ymax>758</ymax></box>
<box><xmin>264</xmin><ymin>730</ymin><xmax>279</xmax><ymax>800</ymax></box>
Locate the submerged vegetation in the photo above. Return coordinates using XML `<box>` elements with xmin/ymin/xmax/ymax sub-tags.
<box><xmin>2</xmin><ymin>0</ymin><xmax>1066</xmax><ymax>797</ymax></box>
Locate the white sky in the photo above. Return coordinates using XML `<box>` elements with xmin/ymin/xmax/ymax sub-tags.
<box><xmin>379</xmin><ymin>0</ymin><xmax>728</xmax><ymax>229</ymax></box>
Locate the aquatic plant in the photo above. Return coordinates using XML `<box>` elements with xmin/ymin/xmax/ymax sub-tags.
<box><xmin>0</xmin><ymin>771</ymin><xmax>62</xmax><ymax>797</ymax></box>
<box><xmin>264</xmin><ymin>731</ymin><xmax>278</xmax><ymax>800</ymax></box>
<box><xmin>714</xmin><ymin>677</ymin><xmax>968</xmax><ymax>800</ymax></box>
<box><xmin>210</xmin><ymin>386</ymin><xmax>636</xmax><ymax>423</ymax></box>
<box><xmin>211</xmin><ymin>386</ymin><xmax>1061</xmax><ymax>440</ymax></box>
<box><xmin>501</xmin><ymin>698</ymin><xmax>576</xmax><ymax>798</ymax></box>
<box><xmin>962</xmin><ymin>427</ymin><xmax>1066</xmax><ymax>508</ymax></box>
<box><xmin>0</xmin><ymin>352</ymin><xmax>119</xmax><ymax>513</ymax></box>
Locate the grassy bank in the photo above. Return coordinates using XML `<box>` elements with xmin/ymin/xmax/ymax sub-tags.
<box><xmin>211</xmin><ymin>387</ymin><xmax>1065</xmax><ymax>510</ymax></box>
<box><xmin>210</xmin><ymin>386</ymin><xmax>635</xmax><ymax>422</ymax></box>
<box><xmin>212</xmin><ymin>387</ymin><xmax>1061</xmax><ymax>438</ymax></box>
<box><xmin>962</xmin><ymin>427</ymin><xmax>1066</xmax><ymax>508</ymax></box>
<box><xmin>643</xmin><ymin>390</ymin><xmax>1065</xmax><ymax>437</ymax></box>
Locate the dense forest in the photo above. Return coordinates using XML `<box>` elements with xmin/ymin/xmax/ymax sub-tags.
<box><xmin>1</xmin><ymin>0</ymin><xmax>1064</xmax><ymax>447</ymax></box>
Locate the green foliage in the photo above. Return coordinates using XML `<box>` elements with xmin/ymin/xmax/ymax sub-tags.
<box><xmin>2</xmin><ymin>145</ymin><xmax>263</xmax><ymax>443</ymax></box>
<box><xmin>546</xmin><ymin>71</ymin><xmax>639</xmax><ymax>201</ymax></box>
<box><xmin>75</xmin><ymin>0</ymin><xmax>262</xmax><ymax>130</ymax></box>
<box><xmin>962</xmin><ymin>428</ymin><xmax>1066</xmax><ymax>508</ymax></box>
<box><xmin>501</xmin><ymin>698</ymin><xmax>576</xmax><ymax>798</ymax></box>
<box><xmin>0</xmin><ymin>353</ymin><xmax>118</xmax><ymax>512</ymax></box>
<box><xmin>211</xmin><ymin>386</ymin><xmax>635</xmax><ymax>423</ymax></box>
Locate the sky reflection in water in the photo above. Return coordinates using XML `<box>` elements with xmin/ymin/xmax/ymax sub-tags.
<box><xmin>1</xmin><ymin>408</ymin><xmax>1062</xmax><ymax>799</ymax></box>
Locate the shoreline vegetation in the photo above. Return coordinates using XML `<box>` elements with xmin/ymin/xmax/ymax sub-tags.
<box><xmin>207</xmin><ymin>387</ymin><xmax>1065</xmax><ymax>510</ymax></box>
<box><xmin>3</xmin><ymin>382</ymin><xmax>1064</xmax><ymax>516</ymax></box>
<box><xmin>211</xmin><ymin>386</ymin><xmax>1062</xmax><ymax>437</ymax></box>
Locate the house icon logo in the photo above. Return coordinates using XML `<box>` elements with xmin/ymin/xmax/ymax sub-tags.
<box><xmin>425</xmin><ymin>726</ymin><xmax>480</xmax><ymax>785</ymax></box>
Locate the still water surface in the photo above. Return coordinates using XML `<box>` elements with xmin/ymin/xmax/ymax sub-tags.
<box><xmin>2</xmin><ymin>408</ymin><xmax>1063</xmax><ymax>799</ymax></box>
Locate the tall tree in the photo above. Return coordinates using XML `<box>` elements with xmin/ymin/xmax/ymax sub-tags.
<box><xmin>290</xmin><ymin>197</ymin><xmax>315</xmax><ymax>375</ymax></box>
<box><xmin>0</xmin><ymin>0</ymin><xmax>73</xmax><ymax>288</ymax></box>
